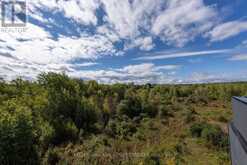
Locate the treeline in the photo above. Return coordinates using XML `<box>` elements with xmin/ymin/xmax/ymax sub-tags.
<box><xmin>0</xmin><ymin>73</ymin><xmax>246</xmax><ymax>164</ymax></box>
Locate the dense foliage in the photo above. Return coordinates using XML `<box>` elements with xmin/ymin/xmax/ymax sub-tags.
<box><xmin>0</xmin><ymin>73</ymin><xmax>244</xmax><ymax>164</ymax></box>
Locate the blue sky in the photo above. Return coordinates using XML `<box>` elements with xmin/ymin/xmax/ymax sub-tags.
<box><xmin>0</xmin><ymin>0</ymin><xmax>247</xmax><ymax>84</ymax></box>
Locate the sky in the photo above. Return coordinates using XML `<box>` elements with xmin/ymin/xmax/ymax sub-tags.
<box><xmin>0</xmin><ymin>0</ymin><xmax>247</xmax><ymax>84</ymax></box>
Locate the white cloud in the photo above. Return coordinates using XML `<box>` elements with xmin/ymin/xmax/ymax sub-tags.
<box><xmin>97</xmin><ymin>25</ymin><xmax>120</xmax><ymax>43</ymax></box>
<box><xmin>228</xmin><ymin>54</ymin><xmax>247</xmax><ymax>61</ymax></box>
<box><xmin>100</xmin><ymin>0</ymin><xmax>162</xmax><ymax>39</ymax></box>
<box><xmin>31</xmin><ymin>0</ymin><xmax>100</xmax><ymax>25</ymax></box>
<box><xmin>135</xmin><ymin>49</ymin><xmax>230</xmax><ymax>60</ymax></box>
<box><xmin>0</xmin><ymin>28</ymin><xmax>118</xmax><ymax>64</ymax></box>
<box><xmin>69</xmin><ymin>63</ymin><xmax>181</xmax><ymax>84</ymax></box>
<box><xmin>0</xmin><ymin>53</ymin><xmax>98</xmax><ymax>80</ymax></box>
<box><xmin>207</xmin><ymin>20</ymin><xmax>247</xmax><ymax>42</ymax></box>
<box><xmin>125</xmin><ymin>36</ymin><xmax>154</xmax><ymax>51</ymax></box>
<box><xmin>151</xmin><ymin>0</ymin><xmax>217</xmax><ymax>47</ymax></box>
<box><xmin>101</xmin><ymin>0</ymin><xmax>217</xmax><ymax>47</ymax></box>
<box><xmin>1</xmin><ymin>0</ymin><xmax>241</xmax><ymax>83</ymax></box>
<box><xmin>186</xmin><ymin>72</ymin><xmax>247</xmax><ymax>84</ymax></box>
<box><xmin>154</xmin><ymin>65</ymin><xmax>181</xmax><ymax>71</ymax></box>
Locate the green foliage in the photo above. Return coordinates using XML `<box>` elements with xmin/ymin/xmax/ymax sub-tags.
<box><xmin>184</xmin><ymin>107</ymin><xmax>197</xmax><ymax>123</ymax></box>
<box><xmin>39</xmin><ymin>121</ymin><xmax>55</xmax><ymax>150</ymax></box>
<box><xmin>42</xmin><ymin>148</ymin><xmax>60</xmax><ymax>165</ymax></box>
<box><xmin>0</xmin><ymin>72</ymin><xmax>242</xmax><ymax>164</ymax></box>
<box><xmin>190</xmin><ymin>123</ymin><xmax>207</xmax><ymax>137</ymax></box>
<box><xmin>190</xmin><ymin>122</ymin><xmax>228</xmax><ymax>150</ymax></box>
<box><xmin>144</xmin><ymin>154</ymin><xmax>160</xmax><ymax>165</ymax></box>
<box><xmin>0</xmin><ymin>105</ymin><xmax>38</xmax><ymax>165</ymax></box>
<box><xmin>106</xmin><ymin>118</ymin><xmax>137</xmax><ymax>139</ymax></box>
<box><xmin>201</xmin><ymin>124</ymin><xmax>228</xmax><ymax>150</ymax></box>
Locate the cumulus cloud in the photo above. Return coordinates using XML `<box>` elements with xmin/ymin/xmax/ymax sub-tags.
<box><xmin>151</xmin><ymin>0</ymin><xmax>217</xmax><ymax>47</ymax></box>
<box><xmin>30</xmin><ymin>0</ymin><xmax>100</xmax><ymax>25</ymax></box>
<box><xmin>69</xmin><ymin>63</ymin><xmax>181</xmax><ymax>84</ymax></box>
<box><xmin>124</xmin><ymin>36</ymin><xmax>155</xmax><ymax>51</ymax></box>
<box><xmin>207</xmin><ymin>20</ymin><xmax>247</xmax><ymax>42</ymax></box>
<box><xmin>0</xmin><ymin>0</ymin><xmax>238</xmax><ymax>83</ymax></box>
<box><xmin>0</xmin><ymin>28</ymin><xmax>118</xmax><ymax>64</ymax></box>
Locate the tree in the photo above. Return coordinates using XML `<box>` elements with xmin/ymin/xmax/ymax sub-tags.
<box><xmin>0</xmin><ymin>105</ymin><xmax>38</xmax><ymax>165</ymax></box>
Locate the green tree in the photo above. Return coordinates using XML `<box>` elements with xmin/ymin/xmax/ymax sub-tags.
<box><xmin>0</xmin><ymin>105</ymin><xmax>38</xmax><ymax>164</ymax></box>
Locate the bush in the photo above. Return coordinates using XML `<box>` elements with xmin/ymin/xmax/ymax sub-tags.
<box><xmin>184</xmin><ymin>109</ymin><xmax>196</xmax><ymax>123</ymax></box>
<box><xmin>52</xmin><ymin>120</ymin><xmax>79</xmax><ymax>145</ymax></box>
<box><xmin>190</xmin><ymin>122</ymin><xmax>228</xmax><ymax>150</ymax></box>
<box><xmin>42</xmin><ymin>148</ymin><xmax>60</xmax><ymax>165</ymax></box>
<box><xmin>39</xmin><ymin>121</ymin><xmax>55</xmax><ymax>151</ymax></box>
<box><xmin>190</xmin><ymin>123</ymin><xmax>207</xmax><ymax>137</ymax></box>
<box><xmin>144</xmin><ymin>154</ymin><xmax>160</xmax><ymax>165</ymax></box>
<box><xmin>134</xmin><ymin>128</ymin><xmax>146</xmax><ymax>140</ymax></box>
<box><xmin>218</xmin><ymin>116</ymin><xmax>228</xmax><ymax>123</ymax></box>
<box><xmin>158</xmin><ymin>105</ymin><xmax>169</xmax><ymax>118</ymax></box>
<box><xmin>106</xmin><ymin>118</ymin><xmax>137</xmax><ymax>139</ymax></box>
<box><xmin>201</xmin><ymin>125</ymin><xmax>228</xmax><ymax>149</ymax></box>
<box><xmin>117</xmin><ymin>99</ymin><xmax>142</xmax><ymax>118</ymax></box>
<box><xmin>142</xmin><ymin>102</ymin><xmax>158</xmax><ymax>118</ymax></box>
<box><xmin>0</xmin><ymin>106</ymin><xmax>39</xmax><ymax>165</ymax></box>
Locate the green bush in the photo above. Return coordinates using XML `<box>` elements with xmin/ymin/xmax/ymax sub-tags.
<box><xmin>0</xmin><ymin>106</ymin><xmax>38</xmax><ymax>165</ymax></box>
<box><xmin>52</xmin><ymin>120</ymin><xmax>79</xmax><ymax>145</ymax></box>
<box><xmin>190</xmin><ymin>123</ymin><xmax>207</xmax><ymax>137</ymax></box>
<box><xmin>201</xmin><ymin>124</ymin><xmax>228</xmax><ymax>149</ymax></box>
<box><xmin>190</xmin><ymin>122</ymin><xmax>228</xmax><ymax>150</ymax></box>
<box><xmin>158</xmin><ymin>105</ymin><xmax>169</xmax><ymax>118</ymax></box>
<box><xmin>144</xmin><ymin>153</ymin><xmax>160</xmax><ymax>165</ymax></box>
<box><xmin>39</xmin><ymin>121</ymin><xmax>55</xmax><ymax>150</ymax></box>
<box><xmin>106</xmin><ymin>118</ymin><xmax>137</xmax><ymax>139</ymax></box>
<box><xmin>42</xmin><ymin>148</ymin><xmax>60</xmax><ymax>165</ymax></box>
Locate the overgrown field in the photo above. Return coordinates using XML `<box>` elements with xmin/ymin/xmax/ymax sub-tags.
<box><xmin>1</xmin><ymin>73</ymin><xmax>245</xmax><ymax>164</ymax></box>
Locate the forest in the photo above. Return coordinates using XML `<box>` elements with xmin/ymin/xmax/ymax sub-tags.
<box><xmin>0</xmin><ymin>72</ymin><xmax>245</xmax><ymax>164</ymax></box>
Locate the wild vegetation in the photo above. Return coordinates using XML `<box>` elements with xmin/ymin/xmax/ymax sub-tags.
<box><xmin>1</xmin><ymin>72</ymin><xmax>245</xmax><ymax>164</ymax></box>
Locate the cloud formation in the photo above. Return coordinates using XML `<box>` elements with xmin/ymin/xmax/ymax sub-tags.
<box><xmin>135</xmin><ymin>49</ymin><xmax>230</xmax><ymax>60</ymax></box>
<box><xmin>69</xmin><ymin>63</ymin><xmax>181</xmax><ymax>84</ymax></box>
<box><xmin>186</xmin><ymin>72</ymin><xmax>247</xmax><ymax>84</ymax></box>
<box><xmin>207</xmin><ymin>20</ymin><xmax>247</xmax><ymax>42</ymax></box>
<box><xmin>0</xmin><ymin>0</ymin><xmax>246</xmax><ymax>83</ymax></box>
<box><xmin>151</xmin><ymin>0</ymin><xmax>217</xmax><ymax>47</ymax></box>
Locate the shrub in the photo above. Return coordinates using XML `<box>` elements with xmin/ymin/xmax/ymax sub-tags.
<box><xmin>116</xmin><ymin>121</ymin><xmax>137</xmax><ymax>139</ymax></box>
<box><xmin>158</xmin><ymin>105</ymin><xmax>169</xmax><ymax>118</ymax></box>
<box><xmin>144</xmin><ymin>153</ymin><xmax>160</xmax><ymax>165</ymax></box>
<box><xmin>142</xmin><ymin>102</ymin><xmax>158</xmax><ymax>118</ymax></box>
<box><xmin>42</xmin><ymin>148</ymin><xmax>60</xmax><ymax>165</ymax></box>
<box><xmin>201</xmin><ymin>125</ymin><xmax>228</xmax><ymax>149</ymax></box>
<box><xmin>52</xmin><ymin>120</ymin><xmax>79</xmax><ymax>145</ymax></box>
<box><xmin>39</xmin><ymin>121</ymin><xmax>55</xmax><ymax>151</ymax></box>
<box><xmin>218</xmin><ymin>115</ymin><xmax>228</xmax><ymax>123</ymax></box>
<box><xmin>190</xmin><ymin>123</ymin><xmax>207</xmax><ymax>137</ymax></box>
<box><xmin>175</xmin><ymin>141</ymin><xmax>187</xmax><ymax>155</ymax></box>
<box><xmin>190</xmin><ymin>122</ymin><xmax>229</xmax><ymax>150</ymax></box>
<box><xmin>0</xmin><ymin>106</ymin><xmax>39</xmax><ymax>165</ymax></box>
<box><xmin>105</xmin><ymin>119</ymin><xmax>117</xmax><ymax>137</ymax></box>
<box><xmin>184</xmin><ymin>109</ymin><xmax>196</xmax><ymax>123</ymax></box>
<box><xmin>134</xmin><ymin>128</ymin><xmax>146</xmax><ymax>141</ymax></box>
<box><xmin>106</xmin><ymin>119</ymin><xmax>137</xmax><ymax>139</ymax></box>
